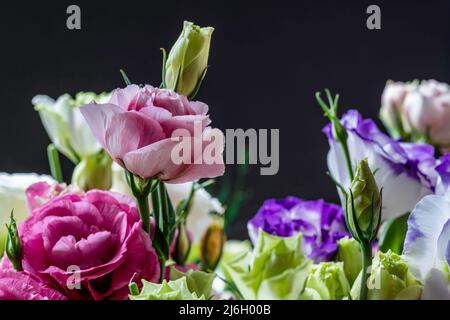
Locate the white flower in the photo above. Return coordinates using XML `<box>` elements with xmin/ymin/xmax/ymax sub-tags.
<box><xmin>110</xmin><ymin>163</ymin><xmax>224</xmax><ymax>243</ymax></box>
<box><xmin>0</xmin><ymin>172</ymin><xmax>54</xmax><ymax>253</ymax></box>
<box><xmin>403</xmin><ymin>194</ymin><xmax>450</xmax><ymax>300</ymax></box>
<box><xmin>325</xmin><ymin>110</ymin><xmax>436</xmax><ymax>220</ymax></box>
<box><xmin>32</xmin><ymin>92</ymin><xmax>110</xmax><ymax>163</ymax></box>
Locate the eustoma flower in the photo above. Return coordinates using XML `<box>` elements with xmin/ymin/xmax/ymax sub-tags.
<box><xmin>247</xmin><ymin>197</ymin><xmax>349</xmax><ymax>263</ymax></box>
<box><xmin>324</xmin><ymin>109</ymin><xmax>436</xmax><ymax>220</ymax></box>
<box><xmin>33</xmin><ymin>92</ymin><xmax>109</xmax><ymax>164</ymax></box>
<box><xmin>0</xmin><ymin>268</ymin><xmax>67</xmax><ymax>300</ymax></box>
<box><xmin>80</xmin><ymin>84</ymin><xmax>224</xmax><ymax>183</ymax></box>
<box><xmin>403</xmin><ymin>80</ymin><xmax>450</xmax><ymax>147</ymax></box>
<box><xmin>33</xmin><ymin>92</ymin><xmax>113</xmax><ymax>190</ymax></box>
<box><xmin>403</xmin><ymin>154</ymin><xmax>450</xmax><ymax>299</ymax></box>
<box><xmin>0</xmin><ymin>173</ymin><xmax>54</xmax><ymax>255</ymax></box>
<box><xmin>18</xmin><ymin>189</ymin><xmax>160</xmax><ymax>300</ymax></box>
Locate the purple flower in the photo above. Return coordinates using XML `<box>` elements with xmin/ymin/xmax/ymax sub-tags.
<box><xmin>247</xmin><ymin>196</ymin><xmax>350</xmax><ymax>263</ymax></box>
<box><xmin>324</xmin><ymin>110</ymin><xmax>437</xmax><ymax>220</ymax></box>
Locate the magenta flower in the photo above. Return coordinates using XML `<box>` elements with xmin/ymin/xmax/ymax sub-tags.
<box><xmin>0</xmin><ymin>268</ymin><xmax>67</xmax><ymax>300</ymax></box>
<box><xmin>80</xmin><ymin>84</ymin><xmax>225</xmax><ymax>183</ymax></box>
<box><xmin>247</xmin><ymin>196</ymin><xmax>349</xmax><ymax>263</ymax></box>
<box><xmin>19</xmin><ymin>189</ymin><xmax>160</xmax><ymax>300</ymax></box>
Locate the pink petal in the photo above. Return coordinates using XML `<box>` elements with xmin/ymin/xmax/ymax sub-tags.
<box><xmin>108</xmin><ymin>85</ymin><xmax>141</xmax><ymax>110</ymax></box>
<box><xmin>122</xmin><ymin>138</ymin><xmax>186</xmax><ymax>179</ymax></box>
<box><xmin>80</xmin><ymin>103</ymin><xmax>124</xmax><ymax>148</ymax></box>
<box><xmin>104</xmin><ymin>111</ymin><xmax>165</xmax><ymax>163</ymax></box>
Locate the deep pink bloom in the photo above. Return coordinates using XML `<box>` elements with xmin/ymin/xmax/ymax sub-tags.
<box><xmin>26</xmin><ymin>181</ymin><xmax>74</xmax><ymax>212</ymax></box>
<box><xmin>80</xmin><ymin>84</ymin><xmax>225</xmax><ymax>183</ymax></box>
<box><xmin>19</xmin><ymin>190</ymin><xmax>160</xmax><ymax>300</ymax></box>
<box><xmin>0</xmin><ymin>268</ymin><xmax>67</xmax><ymax>300</ymax></box>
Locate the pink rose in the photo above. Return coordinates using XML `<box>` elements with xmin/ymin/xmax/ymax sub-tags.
<box><xmin>80</xmin><ymin>84</ymin><xmax>225</xmax><ymax>183</ymax></box>
<box><xmin>19</xmin><ymin>189</ymin><xmax>160</xmax><ymax>300</ymax></box>
<box><xmin>0</xmin><ymin>268</ymin><xmax>67</xmax><ymax>300</ymax></box>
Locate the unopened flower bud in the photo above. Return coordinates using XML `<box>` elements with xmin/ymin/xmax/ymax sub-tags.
<box><xmin>173</xmin><ymin>223</ymin><xmax>192</xmax><ymax>265</ymax></box>
<box><xmin>165</xmin><ymin>21</ymin><xmax>214</xmax><ymax>97</ymax></box>
<box><xmin>347</xmin><ymin>159</ymin><xmax>381</xmax><ymax>240</ymax></box>
<box><xmin>200</xmin><ymin>221</ymin><xmax>226</xmax><ymax>271</ymax></box>
<box><xmin>72</xmin><ymin>151</ymin><xmax>112</xmax><ymax>191</ymax></box>
<box><xmin>5</xmin><ymin>211</ymin><xmax>22</xmax><ymax>271</ymax></box>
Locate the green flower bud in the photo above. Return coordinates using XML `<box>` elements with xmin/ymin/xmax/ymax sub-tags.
<box><xmin>336</xmin><ymin>237</ymin><xmax>362</xmax><ymax>285</ymax></box>
<box><xmin>200</xmin><ymin>221</ymin><xmax>226</xmax><ymax>271</ymax></box>
<box><xmin>300</xmin><ymin>262</ymin><xmax>351</xmax><ymax>300</ymax></box>
<box><xmin>5</xmin><ymin>211</ymin><xmax>22</xmax><ymax>271</ymax></box>
<box><xmin>347</xmin><ymin>158</ymin><xmax>381</xmax><ymax>240</ymax></box>
<box><xmin>165</xmin><ymin>21</ymin><xmax>214</xmax><ymax>97</ymax></box>
<box><xmin>351</xmin><ymin>250</ymin><xmax>422</xmax><ymax>300</ymax></box>
<box><xmin>173</xmin><ymin>223</ymin><xmax>192</xmax><ymax>266</ymax></box>
<box><xmin>71</xmin><ymin>152</ymin><xmax>112</xmax><ymax>191</ymax></box>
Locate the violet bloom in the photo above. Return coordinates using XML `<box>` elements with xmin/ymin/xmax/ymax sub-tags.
<box><xmin>324</xmin><ymin>110</ymin><xmax>437</xmax><ymax>220</ymax></box>
<box><xmin>247</xmin><ymin>196</ymin><xmax>349</xmax><ymax>263</ymax></box>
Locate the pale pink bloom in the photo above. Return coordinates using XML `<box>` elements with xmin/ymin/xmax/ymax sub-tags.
<box><xmin>403</xmin><ymin>80</ymin><xmax>450</xmax><ymax>146</ymax></box>
<box><xmin>80</xmin><ymin>85</ymin><xmax>225</xmax><ymax>183</ymax></box>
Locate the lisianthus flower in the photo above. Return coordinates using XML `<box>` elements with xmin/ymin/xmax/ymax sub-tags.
<box><xmin>111</xmin><ymin>163</ymin><xmax>224</xmax><ymax>244</ymax></box>
<box><xmin>222</xmin><ymin>231</ymin><xmax>312</xmax><ymax>300</ymax></box>
<box><xmin>32</xmin><ymin>92</ymin><xmax>109</xmax><ymax>163</ymax></box>
<box><xmin>25</xmin><ymin>181</ymin><xmax>79</xmax><ymax>212</ymax></box>
<box><xmin>403</xmin><ymin>80</ymin><xmax>450</xmax><ymax>147</ymax></box>
<box><xmin>0</xmin><ymin>268</ymin><xmax>67</xmax><ymax>300</ymax></box>
<box><xmin>0</xmin><ymin>173</ymin><xmax>54</xmax><ymax>254</ymax></box>
<box><xmin>18</xmin><ymin>189</ymin><xmax>160</xmax><ymax>300</ymax></box>
<box><xmin>351</xmin><ymin>250</ymin><xmax>422</xmax><ymax>300</ymax></box>
<box><xmin>324</xmin><ymin>110</ymin><xmax>436</xmax><ymax>220</ymax></box>
<box><xmin>403</xmin><ymin>154</ymin><xmax>450</xmax><ymax>300</ymax></box>
<box><xmin>247</xmin><ymin>196</ymin><xmax>349</xmax><ymax>263</ymax></box>
<box><xmin>80</xmin><ymin>84</ymin><xmax>225</xmax><ymax>183</ymax></box>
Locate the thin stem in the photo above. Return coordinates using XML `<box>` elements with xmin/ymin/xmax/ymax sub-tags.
<box><xmin>340</xmin><ymin>138</ymin><xmax>354</xmax><ymax>181</ymax></box>
<box><xmin>47</xmin><ymin>144</ymin><xmax>63</xmax><ymax>183</ymax></box>
<box><xmin>359</xmin><ymin>241</ymin><xmax>372</xmax><ymax>300</ymax></box>
<box><xmin>158</xmin><ymin>254</ymin><xmax>166</xmax><ymax>283</ymax></box>
<box><xmin>135</xmin><ymin>192</ymin><xmax>150</xmax><ymax>233</ymax></box>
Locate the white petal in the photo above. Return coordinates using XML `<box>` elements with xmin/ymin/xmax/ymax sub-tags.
<box><xmin>421</xmin><ymin>268</ymin><xmax>450</xmax><ymax>300</ymax></box>
<box><xmin>403</xmin><ymin>195</ymin><xmax>450</xmax><ymax>280</ymax></box>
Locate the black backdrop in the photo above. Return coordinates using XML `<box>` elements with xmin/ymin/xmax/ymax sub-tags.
<box><xmin>0</xmin><ymin>0</ymin><xmax>449</xmax><ymax>238</ymax></box>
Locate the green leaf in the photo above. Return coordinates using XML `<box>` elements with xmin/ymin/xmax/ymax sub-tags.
<box><xmin>378</xmin><ymin>212</ymin><xmax>410</xmax><ymax>254</ymax></box>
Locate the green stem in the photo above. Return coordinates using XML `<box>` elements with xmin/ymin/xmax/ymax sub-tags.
<box><xmin>158</xmin><ymin>254</ymin><xmax>166</xmax><ymax>283</ymax></box>
<box><xmin>47</xmin><ymin>144</ymin><xmax>63</xmax><ymax>183</ymax></box>
<box><xmin>340</xmin><ymin>139</ymin><xmax>354</xmax><ymax>182</ymax></box>
<box><xmin>359</xmin><ymin>241</ymin><xmax>372</xmax><ymax>300</ymax></box>
<box><xmin>135</xmin><ymin>192</ymin><xmax>150</xmax><ymax>233</ymax></box>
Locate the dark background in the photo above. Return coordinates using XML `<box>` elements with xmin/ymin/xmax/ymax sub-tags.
<box><xmin>0</xmin><ymin>0</ymin><xmax>448</xmax><ymax>238</ymax></box>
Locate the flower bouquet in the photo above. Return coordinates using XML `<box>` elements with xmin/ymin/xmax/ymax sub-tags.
<box><xmin>1</xmin><ymin>21</ymin><xmax>449</xmax><ymax>301</ymax></box>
